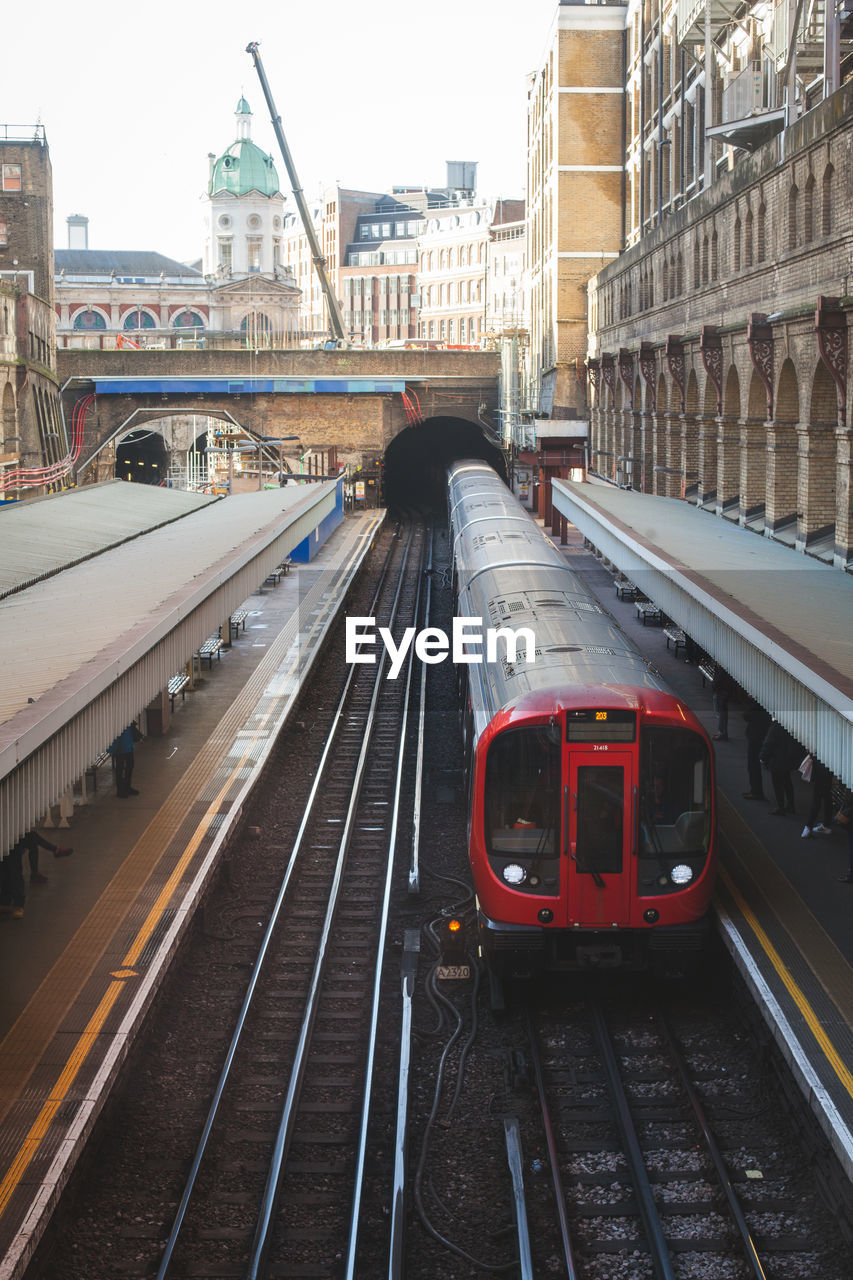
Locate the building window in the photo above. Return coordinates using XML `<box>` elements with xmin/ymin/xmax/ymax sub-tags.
<box><xmin>822</xmin><ymin>165</ymin><xmax>834</xmax><ymax>237</ymax></box>
<box><xmin>1</xmin><ymin>165</ymin><xmax>22</xmax><ymax>192</ymax></box>
<box><xmin>173</xmin><ymin>311</ymin><xmax>205</xmax><ymax>329</ymax></box>
<box><xmin>248</xmin><ymin>239</ymin><xmax>261</xmax><ymax>272</ymax></box>
<box><xmin>72</xmin><ymin>309</ymin><xmax>106</xmax><ymax>330</ymax></box>
<box><xmin>788</xmin><ymin>185</ymin><xmax>798</xmax><ymax>251</ymax></box>
<box><xmin>0</xmin><ymin>220</ymin><xmax>7</xmax><ymax>246</ymax></box>
<box><xmin>219</xmin><ymin>240</ymin><xmax>233</xmax><ymax>269</ymax></box>
<box><xmin>124</xmin><ymin>310</ymin><xmax>156</xmax><ymax>330</ymax></box>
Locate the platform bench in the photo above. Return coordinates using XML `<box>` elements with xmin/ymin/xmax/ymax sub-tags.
<box><xmin>663</xmin><ymin>625</ymin><xmax>687</xmax><ymax>655</ymax></box>
<box><xmin>230</xmin><ymin>608</ymin><xmax>248</xmax><ymax>638</ymax></box>
<box><xmin>196</xmin><ymin>636</ymin><xmax>223</xmax><ymax>668</ymax></box>
<box><xmin>168</xmin><ymin>672</ymin><xmax>190</xmax><ymax>708</ymax></box>
<box><xmin>699</xmin><ymin>659</ymin><xmax>716</xmax><ymax>687</ymax></box>
<box><xmin>636</xmin><ymin>600</ymin><xmax>663</xmax><ymax>625</ymax></box>
<box><xmin>264</xmin><ymin>557</ymin><xmax>292</xmax><ymax>587</ymax></box>
<box><xmin>615</xmin><ymin>577</ymin><xmax>638</xmax><ymax>601</ymax></box>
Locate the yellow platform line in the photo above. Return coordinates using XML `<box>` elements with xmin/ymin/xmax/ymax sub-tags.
<box><xmin>718</xmin><ymin>865</ymin><xmax>853</xmax><ymax>1099</ymax></box>
<box><xmin>0</xmin><ymin>520</ymin><xmax>379</xmax><ymax>1217</ymax></box>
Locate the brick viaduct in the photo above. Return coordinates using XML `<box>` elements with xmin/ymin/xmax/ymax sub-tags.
<box><xmin>57</xmin><ymin>348</ymin><xmax>502</xmax><ymax>472</ymax></box>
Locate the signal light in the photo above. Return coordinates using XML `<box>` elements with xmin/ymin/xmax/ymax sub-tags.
<box><xmin>440</xmin><ymin>916</ymin><xmax>466</xmax><ymax>965</ymax></box>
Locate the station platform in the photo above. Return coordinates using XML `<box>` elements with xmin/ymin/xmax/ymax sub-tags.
<box><xmin>0</xmin><ymin>508</ymin><xmax>384</xmax><ymax>1278</ymax></box>
<box><xmin>551</xmin><ymin>519</ymin><xmax>853</xmax><ymax>1189</ymax></box>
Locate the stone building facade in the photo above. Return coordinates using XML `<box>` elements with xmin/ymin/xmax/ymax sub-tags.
<box><xmin>526</xmin><ymin>1</ymin><xmax>626</xmax><ymax>419</ymax></box>
<box><xmin>0</xmin><ymin>128</ymin><xmax>65</xmax><ymax>494</ymax></box>
<box><xmin>582</xmin><ymin>0</ymin><xmax>853</xmax><ymax>569</ymax></box>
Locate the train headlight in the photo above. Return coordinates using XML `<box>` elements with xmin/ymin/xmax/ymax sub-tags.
<box><xmin>503</xmin><ymin>863</ymin><xmax>527</xmax><ymax>886</ymax></box>
<box><xmin>670</xmin><ymin>863</ymin><xmax>693</xmax><ymax>886</ymax></box>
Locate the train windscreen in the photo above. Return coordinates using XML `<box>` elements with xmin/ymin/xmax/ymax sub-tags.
<box><xmin>637</xmin><ymin>726</ymin><xmax>712</xmax><ymax>892</ymax></box>
<box><xmin>485</xmin><ymin>726</ymin><xmax>561</xmax><ymax>856</ymax></box>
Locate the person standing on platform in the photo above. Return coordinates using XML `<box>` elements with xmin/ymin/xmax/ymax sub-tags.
<box><xmin>711</xmin><ymin>668</ymin><xmax>733</xmax><ymax>741</ymax></box>
<box><xmin>742</xmin><ymin>700</ymin><xmax>772</xmax><ymax>800</ymax></box>
<box><xmin>801</xmin><ymin>756</ymin><xmax>834</xmax><ymax>838</ymax></box>
<box><xmin>760</xmin><ymin>720</ymin><xmax>798</xmax><ymax>816</ymax></box>
<box><xmin>109</xmin><ymin>722</ymin><xmax>141</xmax><ymax>799</ymax></box>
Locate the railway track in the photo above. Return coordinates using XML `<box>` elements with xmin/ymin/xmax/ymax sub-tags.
<box><xmin>147</xmin><ymin>515</ymin><xmax>429</xmax><ymax>1277</ymax></box>
<box><xmin>520</xmin><ymin>988</ymin><xmax>844</xmax><ymax>1280</ymax></box>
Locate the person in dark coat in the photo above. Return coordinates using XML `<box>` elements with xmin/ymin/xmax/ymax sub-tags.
<box><xmin>759</xmin><ymin>720</ymin><xmax>798</xmax><ymax>816</ymax></box>
<box><xmin>742</xmin><ymin>701</ymin><xmax>772</xmax><ymax>800</ymax></box>
<box><xmin>711</xmin><ymin>667</ymin><xmax>733</xmax><ymax>741</ymax></box>
<box><xmin>109</xmin><ymin>723</ymin><xmax>141</xmax><ymax>798</ymax></box>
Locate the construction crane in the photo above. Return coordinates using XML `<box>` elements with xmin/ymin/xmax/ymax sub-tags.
<box><xmin>246</xmin><ymin>41</ymin><xmax>348</xmax><ymax>347</ymax></box>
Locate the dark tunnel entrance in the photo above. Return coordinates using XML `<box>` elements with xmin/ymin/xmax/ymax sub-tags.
<box><xmin>383</xmin><ymin>416</ymin><xmax>507</xmax><ymax>510</ymax></box>
<box><xmin>115</xmin><ymin>429</ymin><xmax>169</xmax><ymax>485</ymax></box>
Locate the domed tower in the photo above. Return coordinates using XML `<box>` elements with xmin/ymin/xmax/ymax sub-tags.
<box><xmin>203</xmin><ymin>98</ymin><xmax>285</xmax><ymax>278</ymax></box>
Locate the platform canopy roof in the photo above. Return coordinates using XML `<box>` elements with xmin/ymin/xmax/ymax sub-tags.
<box><xmin>0</xmin><ymin>479</ymin><xmax>338</xmax><ymax>850</ymax></box>
<box><xmin>552</xmin><ymin>478</ymin><xmax>853</xmax><ymax>789</ymax></box>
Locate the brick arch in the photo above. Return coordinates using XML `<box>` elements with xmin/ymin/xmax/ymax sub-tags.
<box><xmin>766</xmin><ymin>358</ymin><xmax>799</xmax><ymax>536</ymax></box>
<box><xmin>800</xmin><ymin>360</ymin><xmax>838</xmax><ymax>548</ymax></box>
<box><xmin>702</xmin><ymin>372</ymin><xmax>717</xmax><ymax>416</ymax></box>
<box><xmin>809</xmin><ymin>358</ymin><xmax>839</xmax><ymax>424</ymax></box>
<box><xmin>656</xmin><ymin>371</ymin><xmax>668</xmax><ymax>411</ymax></box>
<box><xmin>723</xmin><ymin>365</ymin><xmax>741</xmax><ymax>418</ymax></box>
<box><xmin>776</xmin><ymin>358</ymin><xmax>800</xmax><ymax>422</ymax></box>
<box><xmin>2</xmin><ymin>381</ymin><xmax>15</xmax><ymax>444</ymax></box>
<box><xmin>685</xmin><ymin>368</ymin><xmax>699</xmax><ymax>413</ymax></box>
<box><xmin>746</xmin><ymin>369</ymin><xmax>765</xmax><ymax>419</ymax></box>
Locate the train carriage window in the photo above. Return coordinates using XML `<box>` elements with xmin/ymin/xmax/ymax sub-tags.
<box><xmin>485</xmin><ymin>727</ymin><xmax>560</xmax><ymax>856</ymax></box>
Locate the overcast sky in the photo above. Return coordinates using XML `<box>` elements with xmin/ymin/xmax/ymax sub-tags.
<box><xmin>5</xmin><ymin>0</ymin><xmax>559</xmax><ymax>263</ymax></box>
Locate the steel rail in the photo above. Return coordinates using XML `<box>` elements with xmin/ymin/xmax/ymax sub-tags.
<box><xmin>503</xmin><ymin>1116</ymin><xmax>534</xmax><ymax>1279</ymax></box>
<box><xmin>389</xmin><ymin>930</ymin><xmax>421</xmax><ymax>1279</ymax></box>
<box><xmin>526</xmin><ymin>1010</ymin><xmax>580</xmax><ymax>1279</ymax></box>
<box><xmin>408</xmin><ymin>525</ymin><xmax>434</xmax><ymax>893</ymax></box>
<box><xmin>247</xmin><ymin>521</ymin><xmax>419</xmax><ymax>1278</ymax></box>
<box><xmin>345</xmin><ymin>522</ymin><xmax>430</xmax><ymax>1277</ymax></box>
<box><xmin>589</xmin><ymin>999</ymin><xmax>677</xmax><ymax>1280</ymax></box>
<box><xmin>656</xmin><ymin>1008</ymin><xmax>769</xmax><ymax>1280</ymax></box>
<box><xmin>155</xmin><ymin>524</ymin><xmax>403</xmax><ymax>1279</ymax></box>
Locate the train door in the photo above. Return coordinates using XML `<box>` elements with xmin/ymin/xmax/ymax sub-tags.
<box><xmin>564</xmin><ymin>752</ymin><xmax>633</xmax><ymax>926</ymax></box>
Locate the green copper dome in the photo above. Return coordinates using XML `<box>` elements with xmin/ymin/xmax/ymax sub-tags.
<box><xmin>209</xmin><ymin>138</ymin><xmax>280</xmax><ymax>196</ymax></box>
<box><xmin>236</xmin><ymin>95</ymin><xmax>251</xmax><ymax>114</ymax></box>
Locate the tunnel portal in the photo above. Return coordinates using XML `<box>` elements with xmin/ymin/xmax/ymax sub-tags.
<box><xmin>383</xmin><ymin>416</ymin><xmax>506</xmax><ymax>510</ymax></box>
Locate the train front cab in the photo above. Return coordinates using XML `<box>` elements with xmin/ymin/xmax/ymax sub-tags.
<box><xmin>474</xmin><ymin>697</ymin><xmax>715</xmax><ymax>978</ymax></box>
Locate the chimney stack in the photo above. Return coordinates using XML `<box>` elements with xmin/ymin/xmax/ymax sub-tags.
<box><xmin>67</xmin><ymin>214</ymin><xmax>89</xmax><ymax>250</ymax></box>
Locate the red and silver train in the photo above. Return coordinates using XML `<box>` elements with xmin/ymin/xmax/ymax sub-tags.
<box><xmin>448</xmin><ymin>460</ymin><xmax>716</xmax><ymax>977</ymax></box>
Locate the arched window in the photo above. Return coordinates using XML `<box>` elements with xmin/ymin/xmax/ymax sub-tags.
<box><xmin>693</xmin><ymin>239</ymin><xmax>700</xmax><ymax>289</ymax></box>
<box><xmin>744</xmin><ymin>208</ymin><xmax>753</xmax><ymax>267</ymax></box>
<box><xmin>822</xmin><ymin>164</ymin><xmax>834</xmax><ymax>237</ymax></box>
<box><xmin>72</xmin><ymin>309</ymin><xmax>106</xmax><ymax>330</ymax></box>
<box><xmin>173</xmin><ymin>311</ymin><xmax>206</xmax><ymax>329</ymax></box>
<box><xmin>123</xmin><ymin>310</ymin><xmax>156</xmax><ymax>330</ymax></box>
<box><xmin>676</xmin><ymin>252</ymin><xmax>683</xmax><ymax>295</ymax></box>
<box><xmin>240</xmin><ymin>312</ymin><xmax>271</xmax><ymax>333</ymax></box>
<box><xmin>711</xmin><ymin>229</ymin><xmax>718</xmax><ymax>280</ymax></box>
<box><xmin>702</xmin><ymin>234</ymin><xmax>709</xmax><ymax>284</ymax></box>
<box><xmin>788</xmin><ymin>185</ymin><xmax>798</xmax><ymax>251</ymax></box>
<box><xmin>757</xmin><ymin>204</ymin><xmax>766</xmax><ymax>263</ymax></box>
<box><xmin>733</xmin><ymin>215</ymin><xmax>741</xmax><ymax>273</ymax></box>
<box><xmin>804</xmin><ymin>174</ymin><xmax>815</xmax><ymax>243</ymax></box>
